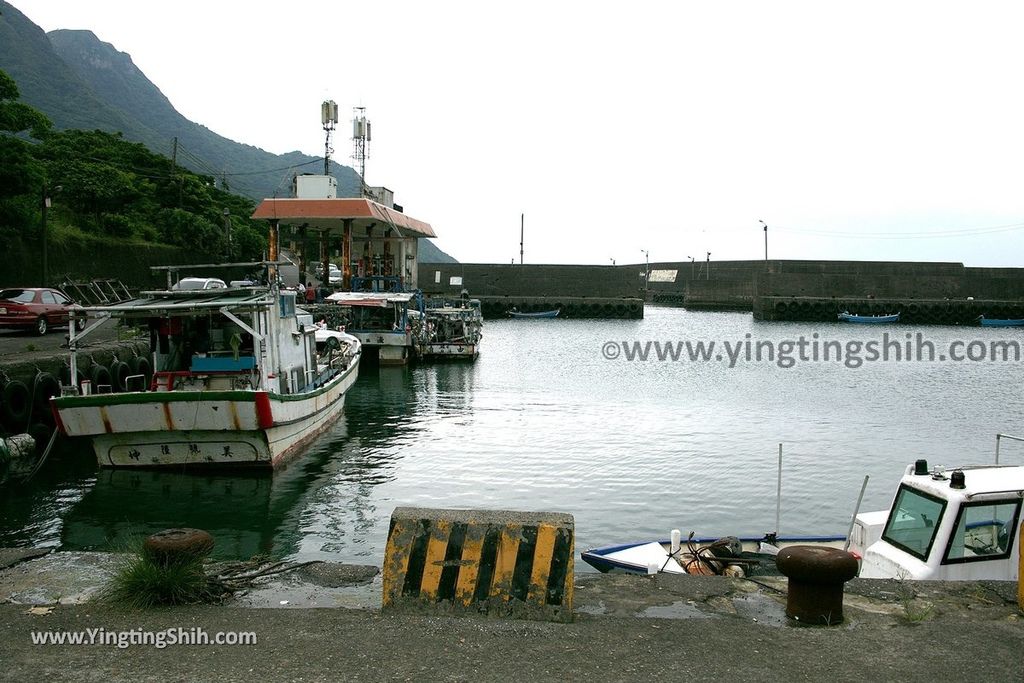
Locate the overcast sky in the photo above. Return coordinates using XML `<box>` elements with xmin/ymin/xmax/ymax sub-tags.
<box><xmin>14</xmin><ymin>1</ymin><xmax>1024</xmax><ymax>267</ymax></box>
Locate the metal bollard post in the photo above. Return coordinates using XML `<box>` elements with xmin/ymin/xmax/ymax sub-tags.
<box><xmin>776</xmin><ymin>545</ymin><xmax>860</xmax><ymax>625</ymax></box>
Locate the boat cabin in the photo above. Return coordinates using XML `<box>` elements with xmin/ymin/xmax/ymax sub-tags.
<box><xmin>68</xmin><ymin>283</ymin><xmax>323</xmax><ymax>396</ymax></box>
<box><xmin>850</xmin><ymin>460</ymin><xmax>1022</xmax><ymax>581</ymax></box>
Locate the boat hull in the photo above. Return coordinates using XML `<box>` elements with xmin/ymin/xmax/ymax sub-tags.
<box><xmin>423</xmin><ymin>342</ymin><xmax>478</xmax><ymax>359</ymax></box>
<box><xmin>582</xmin><ymin>535</ymin><xmax>848</xmax><ymax>575</ymax></box>
<box><xmin>838</xmin><ymin>313</ymin><xmax>900</xmax><ymax>323</ymax></box>
<box><xmin>978</xmin><ymin>317</ymin><xmax>1024</xmax><ymax>327</ymax></box>
<box><xmin>509</xmin><ymin>310</ymin><xmax>560</xmax><ymax>319</ymax></box>
<box><xmin>53</xmin><ymin>360</ymin><xmax>359</xmax><ymax>470</ymax></box>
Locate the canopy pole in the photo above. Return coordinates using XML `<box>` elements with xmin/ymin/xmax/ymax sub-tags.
<box><xmin>844</xmin><ymin>475</ymin><xmax>870</xmax><ymax>551</ymax></box>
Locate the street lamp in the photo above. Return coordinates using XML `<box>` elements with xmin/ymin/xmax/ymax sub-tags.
<box><xmin>640</xmin><ymin>249</ymin><xmax>650</xmax><ymax>297</ymax></box>
<box><xmin>759</xmin><ymin>219</ymin><xmax>768</xmax><ymax>265</ymax></box>
<box><xmin>687</xmin><ymin>255</ymin><xmax>695</xmax><ymax>279</ymax></box>
<box><xmin>41</xmin><ymin>183</ymin><xmax>61</xmax><ymax>287</ymax></box>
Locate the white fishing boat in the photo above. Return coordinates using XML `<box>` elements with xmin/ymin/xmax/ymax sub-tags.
<box><xmin>51</xmin><ymin>263</ymin><xmax>361</xmax><ymax>470</ymax></box>
<box><xmin>584</xmin><ymin>459</ymin><xmax>1022</xmax><ymax>582</ymax></box>
<box><xmin>420</xmin><ymin>299</ymin><xmax>483</xmax><ymax>359</ymax></box>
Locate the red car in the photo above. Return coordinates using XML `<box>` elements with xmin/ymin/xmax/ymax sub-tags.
<box><xmin>0</xmin><ymin>288</ymin><xmax>85</xmax><ymax>335</ymax></box>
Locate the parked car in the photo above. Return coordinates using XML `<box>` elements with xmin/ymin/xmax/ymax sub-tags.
<box><xmin>171</xmin><ymin>277</ymin><xmax>227</xmax><ymax>291</ymax></box>
<box><xmin>0</xmin><ymin>287</ymin><xmax>85</xmax><ymax>335</ymax></box>
<box><xmin>314</xmin><ymin>263</ymin><xmax>343</xmax><ymax>285</ymax></box>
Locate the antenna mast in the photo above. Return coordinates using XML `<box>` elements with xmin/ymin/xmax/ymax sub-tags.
<box><xmin>351</xmin><ymin>107</ymin><xmax>371</xmax><ymax>197</ymax></box>
<box><xmin>321</xmin><ymin>100</ymin><xmax>338</xmax><ymax>175</ymax></box>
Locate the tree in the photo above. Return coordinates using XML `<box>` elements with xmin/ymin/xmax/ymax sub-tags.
<box><xmin>0</xmin><ymin>69</ymin><xmax>51</xmax><ymax>234</ymax></box>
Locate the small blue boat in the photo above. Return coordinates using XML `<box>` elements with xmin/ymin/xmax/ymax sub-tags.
<box><xmin>978</xmin><ymin>316</ymin><xmax>1024</xmax><ymax>327</ymax></box>
<box><xmin>838</xmin><ymin>311</ymin><xmax>900</xmax><ymax>324</ymax></box>
<box><xmin>508</xmin><ymin>309</ymin><xmax>560</xmax><ymax>319</ymax></box>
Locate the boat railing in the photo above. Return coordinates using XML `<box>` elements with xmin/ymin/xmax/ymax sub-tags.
<box><xmin>995</xmin><ymin>433</ymin><xmax>1024</xmax><ymax>464</ymax></box>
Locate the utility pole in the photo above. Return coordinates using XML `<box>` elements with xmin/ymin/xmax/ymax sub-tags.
<box><xmin>687</xmin><ymin>256</ymin><xmax>695</xmax><ymax>279</ymax></box>
<box><xmin>706</xmin><ymin>251</ymin><xmax>711</xmax><ymax>280</ymax></box>
<box><xmin>223</xmin><ymin>208</ymin><xmax>232</xmax><ymax>260</ymax></box>
<box><xmin>520</xmin><ymin>213</ymin><xmax>524</xmax><ymax>265</ymax></box>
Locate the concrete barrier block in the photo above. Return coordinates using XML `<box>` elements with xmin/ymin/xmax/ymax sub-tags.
<box><xmin>382</xmin><ymin>507</ymin><xmax>574</xmax><ymax>622</ymax></box>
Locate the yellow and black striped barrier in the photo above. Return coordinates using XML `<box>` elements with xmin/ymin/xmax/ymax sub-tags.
<box><xmin>382</xmin><ymin>507</ymin><xmax>575</xmax><ymax>622</ymax></box>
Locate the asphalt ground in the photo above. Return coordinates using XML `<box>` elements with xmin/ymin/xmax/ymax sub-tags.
<box><xmin>1</xmin><ymin>553</ymin><xmax>1022</xmax><ymax>683</ymax></box>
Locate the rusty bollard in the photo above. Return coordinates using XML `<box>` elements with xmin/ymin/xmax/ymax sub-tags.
<box><xmin>143</xmin><ymin>528</ymin><xmax>215</xmax><ymax>567</ymax></box>
<box><xmin>776</xmin><ymin>546</ymin><xmax>859</xmax><ymax>625</ymax></box>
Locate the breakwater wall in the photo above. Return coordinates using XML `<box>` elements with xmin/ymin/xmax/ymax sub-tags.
<box><xmin>419</xmin><ymin>260</ymin><xmax>1024</xmax><ymax>322</ymax></box>
<box><xmin>419</xmin><ymin>264</ymin><xmax>643</xmax><ymax>318</ymax></box>
<box><xmin>755</xmin><ymin>296</ymin><xmax>1024</xmax><ymax>324</ymax></box>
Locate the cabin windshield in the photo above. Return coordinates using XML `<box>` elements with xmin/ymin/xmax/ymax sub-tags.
<box><xmin>881</xmin><ymin>484</ymin><xmax>946</xmax><ymax>561</ymax></box>
<box><xmin>943</xmin><ymin>499</ymin><xmax>1020</xmax><ymax>564</ymax></box>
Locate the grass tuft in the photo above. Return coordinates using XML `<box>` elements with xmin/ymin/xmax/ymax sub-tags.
<box><xmin>104</xmin><ymin>545</ymin><xmax>213</xmax><ymax>608</ymax></box>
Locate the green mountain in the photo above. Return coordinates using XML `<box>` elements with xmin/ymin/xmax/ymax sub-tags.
<box><xmin>0</xmin><ymin>0</ymin><xmax>456</xmax><ymax>262</ymax></box>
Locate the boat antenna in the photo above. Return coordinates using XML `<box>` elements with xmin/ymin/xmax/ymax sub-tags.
<box><xmin>775</xmin><ymin>443</ymin><xmax>783</xmax><ymax>536</ymax></box>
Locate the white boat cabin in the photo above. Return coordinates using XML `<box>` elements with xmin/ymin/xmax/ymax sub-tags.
<box><xmin>849</xmin><ymin>460</ymin><xmax>1022</xmax><ymax>581</ymax></box>
<box><xmin>70</xmin><ymin>285</ymin><xmax>325</xmax><ymax>396</ymax></box>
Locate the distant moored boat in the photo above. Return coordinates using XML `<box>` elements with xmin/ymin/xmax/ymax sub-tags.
<box><xmin>977</xmin><ymin>316</ymin><xmax>1024</xmax><ymax>327</ymax></box>
<box><xmin>837</xmin><ymin>311</ymin><xmax>899</xmax><ymax>324</ymax></box>
<box><xmin>508</xmin><ymin>309</ymin><xmax>560</xmax><ymax>319</ymax></box>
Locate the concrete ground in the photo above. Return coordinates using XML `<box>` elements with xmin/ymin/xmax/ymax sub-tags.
<box><xmin>0</xmin><ymin>550</ymin><xmax>1021</xmax><ymax>682</ymax></box>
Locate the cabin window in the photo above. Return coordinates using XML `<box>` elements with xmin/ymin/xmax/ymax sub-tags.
<box><xmin>279</xmin><ymin>294</ymin><xmax>296</xmax><ymax>318</ymax></box>
<box><xmin>880</xmin><ymin>485</ymin><xmax>946</xmax><ymax>561</ymax></box>
<box><xmin>942</xmin><ymin>500</ymin><xmax>1020</xmax><ymax>564</ymax></box>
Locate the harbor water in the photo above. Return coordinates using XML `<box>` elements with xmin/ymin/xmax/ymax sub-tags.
<box><xmin>2</xmin><ymin>306</ymin><xmax>1022</xmax><ymax>569</ymax></box>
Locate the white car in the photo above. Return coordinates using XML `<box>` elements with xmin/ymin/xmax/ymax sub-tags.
<box><xmin>315</xmin><ymin>263</ymin><xmax>342</xmax><ymax>285</ymax></box>
<box><xmin>172</xmin><ymin>277</ymin><xmax>227</xmax><ymax>291</ymax></box>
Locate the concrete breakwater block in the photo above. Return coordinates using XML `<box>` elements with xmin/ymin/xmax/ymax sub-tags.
<box><xmin>383</xmin><ymin>507</ymin><xmax>574</xmax><ymax>622</ymax></box>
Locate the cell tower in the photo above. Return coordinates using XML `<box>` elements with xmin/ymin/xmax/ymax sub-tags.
<box><xmin>321</xmin><ymin>100</ymin><xmax>338</xmax><ymax>175</ymax></box>
<box><xmin>351</xmin><ymin>106</ymin><xmax>371</xmax><ymax>197</ymax></box>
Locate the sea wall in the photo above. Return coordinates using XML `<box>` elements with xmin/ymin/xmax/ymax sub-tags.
<box><xmin>1</xmin><ymin>236</ymin><xmax>206</xmax><ymax>289</ymax></box>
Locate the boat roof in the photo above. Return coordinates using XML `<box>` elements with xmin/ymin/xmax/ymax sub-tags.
<box><xmin>903</xmin><ymin>464</ymin><xmax>1024</xmax><ymax>501</ymax></box>
<box><xmin>250</xmin><ymin>197</ymin><xmax>436</xmax><ymax>239</ymax></box>
<box><xmin>325</xmin><ymin>291</ymin><xmax>417</xmax><ymax>307</ymax></box>
<box><xmin>77</xmin><ymin>288</ymin><xmax>274</xmax><ymax>315</ymax></box>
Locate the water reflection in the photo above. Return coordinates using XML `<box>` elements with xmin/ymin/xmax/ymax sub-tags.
<box><xmin>3</xmin><ymin>308</ymin><xmax>1022</xmax><ymax>568</ymax></box>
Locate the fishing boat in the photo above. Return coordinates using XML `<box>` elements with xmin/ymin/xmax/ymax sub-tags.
<box><xmin>51</xmin><ymin>263</ymin><xmax>361</xmax><ymax>470</ymax></box>
<box><xmin>977</xmin><ymin>316</ymin><xmax>1024</xmax><ymax>327</ymax></box>
<box><xmin>509</xmin><ymin>308</ymin><xmax>560</xmax><ymax>319</ymax></box>
<box><xmin>582</xmin><ymin>459</ymin><xmax>1023</xmax><ymax>581</ymax></box>
<box><xmin>419</xmin><ymin>299</ymin><xmax>483</xmax><ymax>359</ymax></box>
<box><xmin>325</xmin><ymin>291</ymin><xmax>425</xmax><ymax>365</ymax></box>
<box><xmin>837</xmin><ymin>311</ymin><xmax>900</xmax><ymax>323</ymax></box>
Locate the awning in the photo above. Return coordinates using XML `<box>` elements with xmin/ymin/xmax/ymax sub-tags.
<box><xmin>251</xmin><ymin>198</ymin><xmax>435</xmax><ymax>239</ymax></box>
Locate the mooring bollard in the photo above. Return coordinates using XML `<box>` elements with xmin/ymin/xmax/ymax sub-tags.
<box><xmin>143</xmin><ymin>528</ymin><xmax>215</xmax><ymax>567</ymax></box>
<box><xmin>775</xmin><ymin>545</ymin><xmax>859</xmax><ymax>625</ymax></box>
